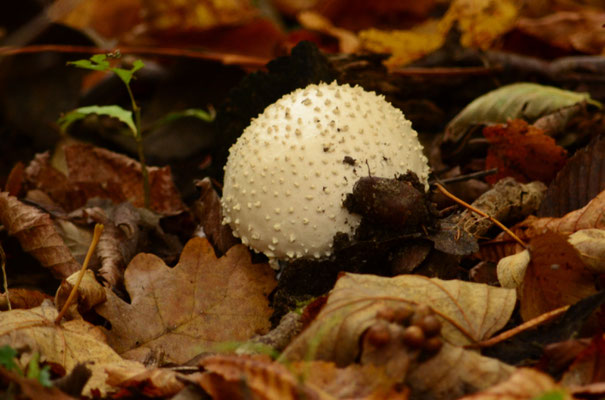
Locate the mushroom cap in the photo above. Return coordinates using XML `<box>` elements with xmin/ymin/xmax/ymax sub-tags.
<box><xmin>222</xmin><ymin>81</ymin><xmax>429</xmax><ymax>261</ymax></box>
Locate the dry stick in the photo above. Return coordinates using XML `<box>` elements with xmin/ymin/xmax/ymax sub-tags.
<box><xmin>434</xmin><ymin>183</ymin><xmax>527</xmax><ymax>249</ymax></box>
<box><xmin>468</xmin><ymin>304</ymin><xmax>570</xmax><ymax>348</ymax></box>
<box><xmin>0</xmin><ymin>242</ymin><xmax>9</xmax><ymax>310</ymax></box>
<box><xmin>55</xmin><ymin>224</ymin><xmax>104</xmax><ymax>324</ymax></box>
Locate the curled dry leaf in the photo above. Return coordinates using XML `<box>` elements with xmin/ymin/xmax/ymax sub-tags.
<box><xmin>568</xmin><ymin>229</ymin><xmax>605</xmax><ymax>273</ymax></box>
<box><xmin>458</xmin><ymin>368</ymin><xmax>570</xmax><ymax>400</ymax></box>
<box><xmin>0</xmin><ymin>301</ymin><xmax>143</xmax><ymax>395</ymax></box>
<box><xmin>521</xmin><ymin>233</ymin><xmax>596</xmax><ymax>321</ymax></box>
<box><xmin>497</xmin><ymin>249</ymin><xmax>530</xmax><ymax>290</ymax></box>
<box><xmin>55</xmin><ymin>270</ymin><xmax>106</xmax><ymax>319</ymax></box>
<box><xmin>192</xmin><ymin>178</ymin><xmax>238</xmax><ymax>255</ymax></box>
<box><xmin>483</xmin><ymin>120</ymin><xmax>568</xmax><ymax>184</ymax></box>
<box><xmin>281</xmin><ymin>273</ymin><xmax>516</xmax><ymax>365</ymax></box>
<box><xmin>95</xmin><ymin>237</ymin><xmax>276</xmax><ymax>365</ymax></box>
<box><xmin>0</xmin><ymin>192</ymin><xmax>80</xmax><ymax>278</ymax></box>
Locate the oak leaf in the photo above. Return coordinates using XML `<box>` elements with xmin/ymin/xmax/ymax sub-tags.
<box><xmin>0</xmin><ymin>301</ymin><xmax>142</xmax><ymax>395</ymax></box>
<box><xmin>0</xmin><ymin>192</ymin><xmax>80</xmax><ymax>278</ymax></box>
<box><xmin>95</xmin><ymin>237</ymin><xmax>276</xmax><ymax>364</ymax></box>
<box><xmin>281</xmin><ymin>273</ymin><xmax>516</xmax><ymax>365</ymax></box>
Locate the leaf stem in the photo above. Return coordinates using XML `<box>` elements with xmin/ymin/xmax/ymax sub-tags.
<box><xmin>55</xmin><ymin>224</ymin><xmax>104</xmax><ymax>324</ymax></box>
<box><xmin>434</xmin><ymin>183</ymin><xmax>527</xmax><ymax>249</ymax></box>
<box><xmin>125</xmin><ymin>84</ymin><xmax>150</xmax><ymax>209</ymax></box>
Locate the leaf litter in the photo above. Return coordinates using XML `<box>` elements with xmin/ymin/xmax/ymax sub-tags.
<box><xmin>5</xmin><ymin>2</ymin><xmax>605</xmax><ymax>399</ymax></box>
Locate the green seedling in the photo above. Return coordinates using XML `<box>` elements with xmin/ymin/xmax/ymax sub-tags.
<box><xmin>58</xmin><ymin>52</ymin><xmax>215</xmax><ymax>209</ymax></box>
<box><xmin>0</xmin><ymin>345</ymin><xmax>52</xmax><ymax>388</ymax></box>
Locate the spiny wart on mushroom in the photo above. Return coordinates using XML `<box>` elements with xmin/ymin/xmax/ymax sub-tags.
<box><xmin>221</xmin><ymin>81</ymin><xmax>430</xmax><ymax>264</ymax></box>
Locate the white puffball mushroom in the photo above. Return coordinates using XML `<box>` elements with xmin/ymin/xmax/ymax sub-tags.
<box><xmin>221</xmin><ymin>81</ymin><xmax>429</xmax><ymax>263</ymax></box>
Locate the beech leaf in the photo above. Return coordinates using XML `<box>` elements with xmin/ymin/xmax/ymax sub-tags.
<box><xmin>281</xmin><ymin>273</ymin><xmax>516</xmax><ymax>365</ymax></box>
<box><xmin>445</xmin><ymin>83</ymin><xmax>600</xmax><ymax>145</ymax></box>
<box><xmin>521</xmin><ymin>233</ymin><xmax>596</xmax><ymax>321</ymax></box>
<box><xmin>95</xmin><ymin>237</ymin><xmax>276</xmax><ymax>364</ymax></box>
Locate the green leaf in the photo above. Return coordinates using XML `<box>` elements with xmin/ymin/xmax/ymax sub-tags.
<box><xmin>26</xmin><ymin>352</ymin><xmax>52</xmax><ymax>387</ymax></box>
<box><xmin>0</xmin><ymin>345</ymin><xmax>19</xmax><ymax>372</ymax></box>
<box><xmin>155</xmin><ymin>108</ymin><xmax>216</xmax><ymax>126</ymax></box>
<box><xmin>58</xmin><ymin>105</ymin><xmax>136</xmax><ymax>135</ymax></box>
<box><xmin>530</xmin><ymin>390</ymin><xmax>566</xmax><ymax>400</ymax></box>
<box><xmin>112</xmin><ymin>59</ymin><xmax>145</xmax><ymax>86</ymax></box>
<box><xmin>445</xmin><ymin>82</ymin><xmax>602</xmax><ymax>144</ymax></box>
<box><xmin>67</xmin><ymin>54</ymin><xmax>110</xmax><ymax>72</ymax></box>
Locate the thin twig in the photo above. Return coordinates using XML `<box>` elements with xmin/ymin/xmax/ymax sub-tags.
<box><xmin>429</xmin><ymin>168</ymin><xmax>498</xmax><ymax>185</ymax></box>
<box><xmin>0</xmin><ymin>242</ymin><xmax>9</xmax><ymax>310</ymax></box>
<box><xmin>0</xmin><ymin>45</ymin><xmax>269</xmax><ymax>68</ymax></box>
<box><xmin>468</xmin><ymin>305</ymin><xmax>569</xmax><ymax>348</ymax></box>
<box><xmin>55</xmin><ymin>224</ymin><xmax>104</xmax><ymax>324</ymax></box>
<box><xmin>434</xmin><ymin>183</ymin><xmax>527</xmax><ymax>249</ymax></box>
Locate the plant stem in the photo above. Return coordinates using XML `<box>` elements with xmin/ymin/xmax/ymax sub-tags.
<box><xmin>1</xmin><ymin>242</ymin><xmax>10</xmax><ymax>310</ymax></box>
<box><xmin>55</xmin><ymin>224</ymin><xmax>104</xmax><ymax>324</ymax></box>
<box><xmin>126</xmin><ymin>84</ymin><xmax>150</xmax><ymax>209</ymax></box>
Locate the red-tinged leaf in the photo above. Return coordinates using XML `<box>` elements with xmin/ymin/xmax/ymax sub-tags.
<box><xmin>483</xmin><ymin>119</ymin><xmax>567</xmax><ymax>184</ymax></box>
<box><xmin>521</xmin><ymin>232</ymin><xmax>596</xmax><ymax>321</ymax></box>
<box><xmin>5</xmin><ymin>161</ymin><xmax>25</xmax><ymax>196</ymax></box>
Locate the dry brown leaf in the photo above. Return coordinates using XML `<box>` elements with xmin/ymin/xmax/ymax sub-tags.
<box><xmin>64</xmin><ymin>144</ymin><xmax>185</xmax><ymax>215</ymax></box>
<box><xmin>0</xmin><ymin>192</ymin><xmax>80</xmax><ymax>278</ymax></box>
<box><xmin>281</xmin><ymin>273</ymin><xmax>516</xmax><ymax>365</ymax></box>
<box><xmin>297</xmin><ymin>11</ymin><xmax>360</xmax><ymax>53</ymax></box>
<box><xmin>0</xmin><ymin>301</ymin><xmax>143</xmax><ymax>395</ymax></box>
<box><xmin>192</xmin><ymin>178</ymin><xmax>238</xmax><ymax>255</ymax></box>
<box><xmin>458</xmin><ymin>368</ymin><xmax>570</xmax><ymax>400</ymax></box>
<box><xmin>516</xmin><ymin>10</ymin><xmax>605</xmax><ymax>54</ymax></box>
<box><xmin>199</xmin><ymin>354</ymin><xmax>327</xmax><ymax>400</ymax></box>
<box><xmin>521</xmin><ymin>233</ymin><xmax>596</xmax><ymax>321</ymax></box>
<box><xmin>105</xmin><ymin>362</ymin><xmax>197</xmax><ymax>398</ymax></box>
<box><xmin>95</xmin><ymin>237</ymin><xmax>276</xmax><ymax>364</ymax></box>
<box><xmin>55</xmin><ymin>270</ymin><xmax>106</xmax><ymax>319</ymax></box>
<box><xmin>0</xmin><ymin>288</ymin><xmax>52</xmax><ymax>311</ymax></box>
<box><xmin>568</xmin><ymin>229</ymin><xmax>605</xmax><ymax>272</ymax></box>
<box><xmin>561</xmin><ymin>334</ymin><xmax>605</xmax><ymax>388</ymax></box>
<box><xmin>290</xmin><ymin>361</ymin><xmax>407</xmax><ymax>400</ymax></box>
<box><xmin>538</xmin><ymin>134</ymin><xmax>605</xmax><ymax>218</ymax></box>
<box><xmin>407</xmin><ymin>343</ymin><xmax>514</xmax><ymax>399</ymax></box>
